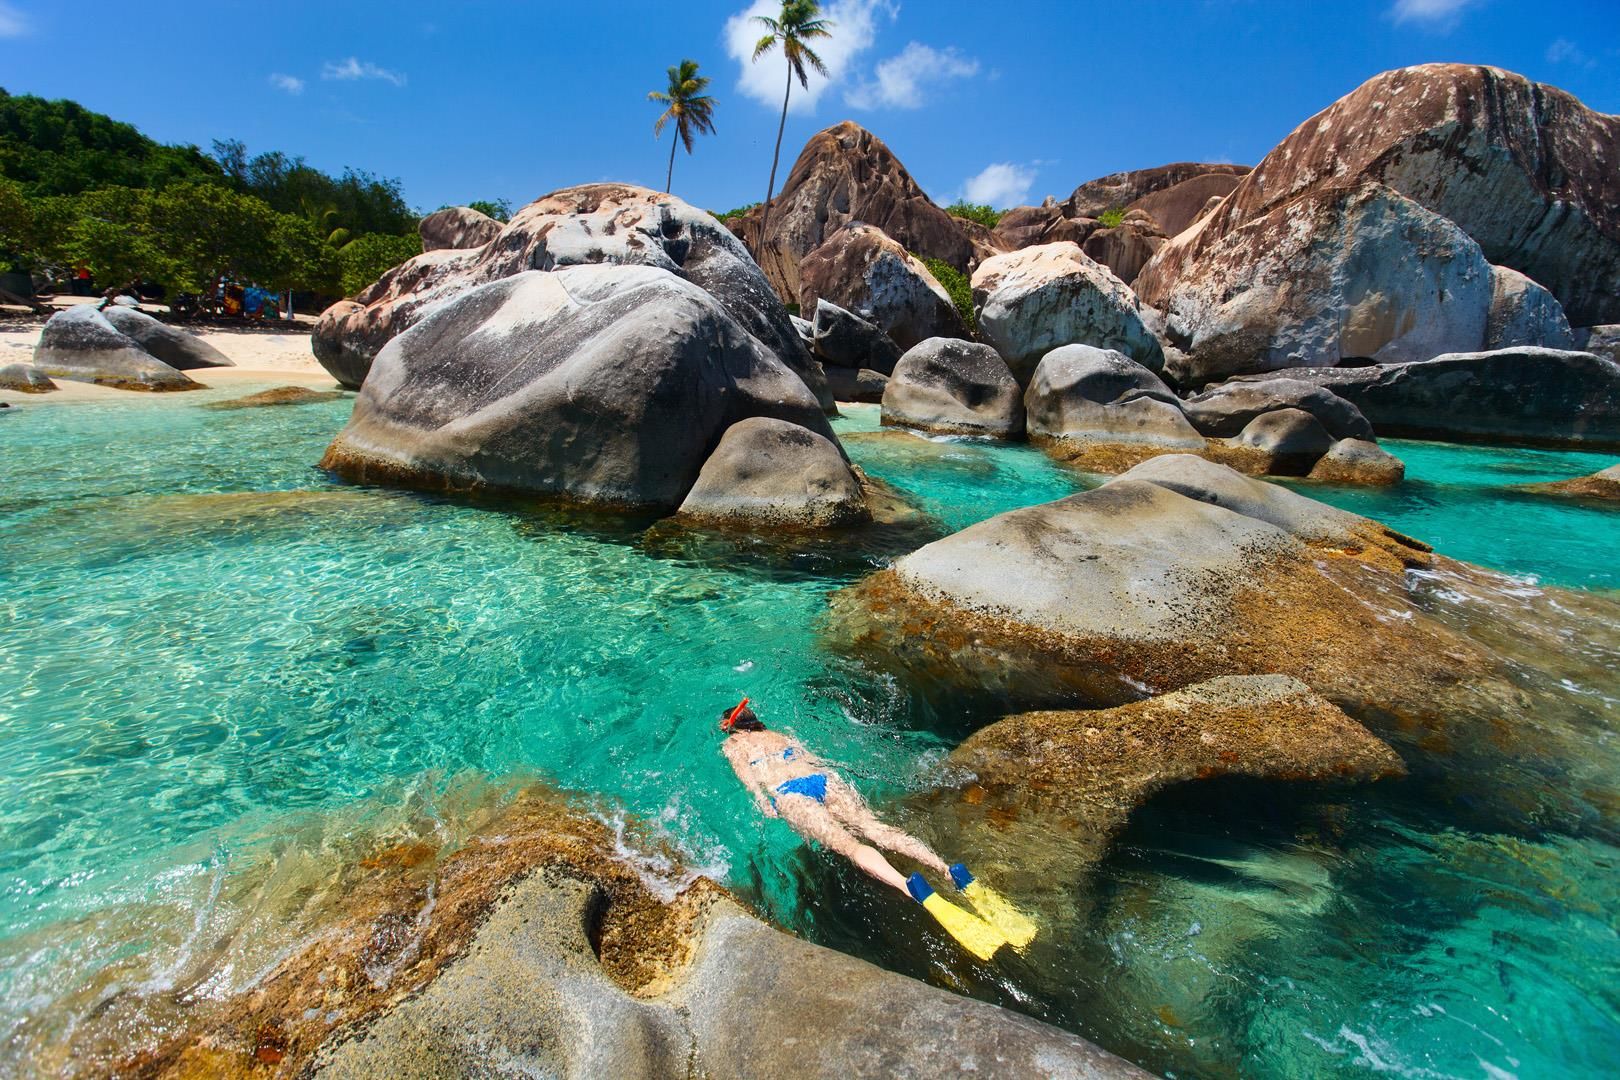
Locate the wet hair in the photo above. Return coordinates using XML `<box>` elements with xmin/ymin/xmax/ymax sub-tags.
<box><xmin>722</xmin><ymin>705</ymin><xmax>765</xmax><ymax>732</ymax></box>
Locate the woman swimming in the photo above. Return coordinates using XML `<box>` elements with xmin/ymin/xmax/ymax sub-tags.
<box><xmin>717</xmin><ymin>698</ymin><xmax>1035</xmax><ymax>960</ymax></box>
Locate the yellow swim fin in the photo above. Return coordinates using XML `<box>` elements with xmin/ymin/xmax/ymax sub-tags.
<box><xmin>951</xmin><ymin>864</ymin><xmax>1038</xmax><ymax>949</ymax></box>
<box><xmin>906</xmin><ymin>873</ymin><xmax>1006</xmax><ymax>961</ymax></box>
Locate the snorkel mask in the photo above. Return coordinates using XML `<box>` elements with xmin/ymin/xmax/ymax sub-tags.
<box><xmin>719</xmin><ymin>697</ymin><xmax>751</xmax><ymax>733</ymax></box>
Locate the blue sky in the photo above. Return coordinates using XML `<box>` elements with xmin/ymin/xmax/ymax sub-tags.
<box><xmin>1</xmin><ymin>0</ymin><xmax>1616</xmax><ymax>215</ymax></box>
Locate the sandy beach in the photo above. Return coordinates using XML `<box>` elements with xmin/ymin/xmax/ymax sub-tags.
<box><xmin>1</xmin><ymin>306</ymin><xmax>340</xmax><ymax>405</ymax></box>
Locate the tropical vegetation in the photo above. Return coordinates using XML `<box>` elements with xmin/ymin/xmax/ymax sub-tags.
<box><xmin>648</xmin><ymin>60</ymin><xmax>718</xmax><ymax>194</ymax></box>
<box><xmin>944</xmin><ymin>201</ymin><xmax>1003</xmax><ymax>229</ymax></box>
<box><xmin>751</xmin><ymin>0</ymin><xmax>832</xmax><ymax>229</ymax></box>
<box><xmin>921</xmin><ymin>255</ymin><xmax>976</xmax><ymax>335</ymax></box>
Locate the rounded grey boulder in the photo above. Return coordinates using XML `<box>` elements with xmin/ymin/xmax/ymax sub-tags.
<box><xmin>1235</xmin><ymin>408</ymin><xmax>1336</xmax><ymax>473</ymax></box>
<box><xmin>811</xmin><ymin>298</ymin><xmax>902</xmax><ymax>374</ymax></box>
<box><xmin>418</xmin><ymin>205</ymin><xmax>503</xmax><ymax>252</ymax></box>
<box><xmin>1024</xmin><ymin>344</ymin><xmax>1202</xmax><ymax>446</ymax></box>
<box><xmin>1183</xmin><ymin>377</ymin><xmax>1374</xmax><ymax>440</ymax></box>
<box><xmin>881</xmin><ymin>337</ymin><xmax>1024</xmax><ymax>438</ymax></box>
<box><xmin>677</xmin><ymin>417</ymin><xmax>870</xmax><ymax>527</ymax></box>
<box><xmin>1308</xmin><ymin>438</ymin><xmax>1406</xmax><ymax>486</ymax></box>
<box><xmin>0</xmin><ymin>362</ymin><xmax>57</xmax><ymax>393</ymax></box>
<box><xmin>101</xmin><ymin>305</ymin><xmax>233</xmax><ymax>370</ymax></box>
<box><xmin>321</xmin><ymin>265</ymin><xmax>835</xmax><ymax>511</ymax></box>
<box><xmin>32</xmin><ymin>305</ymin><xmax>201</xmax><ymax>391</ymax></box>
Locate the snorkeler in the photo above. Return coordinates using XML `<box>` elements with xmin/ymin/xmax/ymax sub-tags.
<box><xmin>718</xmin><ymin>698</ymin><xmax>1036</xmax><ymax>960</ymax></box>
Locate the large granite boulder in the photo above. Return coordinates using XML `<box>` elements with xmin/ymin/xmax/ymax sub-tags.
<box><xmin>972</xmin><ymin>242</ymin><xmax>1165</xmax><ymax>382</ymax></box>
<box><xmin>0</xmin><ymin>362</ymin><xmax>57</xmax><ymax>393</ymax></box>
<box><xmin>676</xmin><ymin>417</ymin><xmax>870</xmax><ymax>528</ymax></box>
<box><xmin>1138</xmin><ymin>181</ymin><xmax>1495</xmax><ymax>386</ymax></box>
<box><xmin>798</xmin><ymin>223</ymin><xmax>967</xmax><ymax>349</ymax></box>
<box><xmin>881</xmin><ymin>337</ymin><xmax>1024</xmax><ymax>438</ymax></box>
<box><xmin>1237</xmin><ymin>348</ymin><xmax>1620</xmax><ymax>449</ymax></box>
<box><xmin>1124</xmin><ymin>170</ymin><xmax>1247</xmax><ymax>238</ymax></box>
<box><xmin>1023</xmin><ymin>345</ymin><xmax>1201</xmax><ymax>447</ymax></box>
<box><xmin>1234</xmin><ymin>408</ymin><xmax>1335</xmax><ymax>473</ymax></box>
<box><xmin>822</xmin><ymin>365</ymin><xmax>889</xmax><ymax>403</ymax></box>
<box><xmin>811</xmin><ymin>298</ymin><xmax>902</xmax><ymax>374</ymax></box>
<box><xmin>1062</xmin><ymin>162</ymin><xmax>1251</xmax><ymax>220</ymax></box>
<box><xmin>1182</xmin><ymin>378</ymin><xmax>1375</xmax><ymax>440</ymax></box>
<box><xmin>313</xmin><ymin>184</ymin><xmax>828</xmax><ymax>407</ymax></box>
<box><xmin>418</xmin><ymin>205</ymin><xmax>503</xmax><ymax>252</ymax></box>
<box><xmin>1573</xmin><ymin>325</ymin><xmax>1620</xmax><ymax>364</ymax></box>
<box><xmin>101</xmin><ymin>305</ymin><xmax>232</xmax><ymax>370</ymax></box>
<box><xmin>32</xmin><ymin>305</ymin><xmax>201</xmax><ymax>391</ymax></box>
<box><xmin>729</xmin><ymin>122</ymin><xmax>974</xmax><ymax>304</ymax></box>
<box><xmin>1139</xmin><ymin>64</ymin><xmax>1620</xmax><ymax>327</ymax></box>
<box><xmin>989</xmin><ymin>202</ymin><xmax>1099</xmax><ymax>252</ymax></box>
<box><xmin>1485</xmin><ymin>266</ymin><xmax>1575</xmax><ymax>351</ymax></box>
<box><xmin>320</xmin><ymin>265</ymin><xmax>835</xmax><ymax>511</ymax></box>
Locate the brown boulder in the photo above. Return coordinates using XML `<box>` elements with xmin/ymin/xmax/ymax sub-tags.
<box><xmin>418</xmin><ymin>206</ymin><xmax>503</xmax><ymax>252</ymax></box>
<box><xmin>1125</xmin><ymin>171</ymin><xmax>1246</xmax><ymax>238</ymax></box>
<box><xmin>1140</xmin><ymin>64</ymin><xmax>1620</xmax><ymax>327</ymax></box>
<box><xmin>1080</xmin><ymin>211</ymin><xmax>1166</xmax><ymax>285</ymax></box>
<box><xmin>1520</xmin><ymin>462</ymin><xmax>1620</xmax><ymax>501</ymax></box>
<box><xmin>1062</xmin><ymin>162</ymin><xmax>1250</xmax><ymax>220</ymax></box>
<box><xmin>730</xmin><ymin>122</ymin><xmax>974</xmax><ymax>303</ymax></box>
<box><xmin>798</xmin><ymin>224</ymin><xmax>967</xmax><ymax>350</ymax></box>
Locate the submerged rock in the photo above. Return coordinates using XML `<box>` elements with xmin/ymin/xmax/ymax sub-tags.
<box><xmin>101</xmin><ymin>306</ymin><xmax>233</xmax><ymax>370</ymax></box>
<box><xmin>881</xmin><ymin>337</ymin><xmax>1024</xmax><ymax>438</ymax></box>
<box><xmin>1520</xmin><ymin>463</ymin><xmax>1620</xmax><ymax>501</ymax></box>
<box><xmin>417</xmin><ymin>205</ymin><xmax>503</xmax><ymax>252</ymax></box>
<box><xmin>1239</xmin><ymin>348</ymin><xmax>1620</xmax><ymax>449</ymax></box>
<box><xmin>320</xmin><ymin>266</ymin><xmax>834</xmax><ymax>511</ymax></box>
<box><xmin>972</xmin><ymin>243</ymin><xmax>1165</xmax><ymax>382</ymax></box>
<box><xmin>937</xmin><ymin>676</ymin><xmax>1403</xmax><ymax>874</ymax></box>
<box><xmin>676</xmin><ymin>417</ymin><xmax>870</xmax><ymax>528</ymax></box>
<box><xmin>204</xmin><ymin>386</ymin><xmax>347</xmax><ymax>410</ymax></box>
<box><xmin>313</xmin><ymin>184</ymin><xmax>827</xmax><ymax>407</ymax></box>
<box><xmin>798</xmin><ymin>223</ymin><xmax>967</xmax><ymax>350</ymax></box>
<box><xmin>32</xmin><ymin>305</ymin><xmax>201</xmax><ymax>391</ymax></box>
<box><xmin>0</xmin><ymin>362</ymin><xmax>57</xmax><ymax>393</ymax></box>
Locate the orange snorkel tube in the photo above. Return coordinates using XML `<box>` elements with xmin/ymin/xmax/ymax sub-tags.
<box><xmin>720</xmin><ymin>697</ymin><xmax>751</xmax><ymax>732</ymax></box>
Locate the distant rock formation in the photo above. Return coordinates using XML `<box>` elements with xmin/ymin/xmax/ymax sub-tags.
<box><xmin>798</xmin><ymin>223</ymin><xmax>967</xmax><ymax>349</ymax></box>
<box><xmin>1062</xmin><ymin>162</ymin><xmax>1251</xmax><ymax>221</ymax></box>
<box><xmin>729</xmin><ymin>121</ymin><xmax>974</xmax><ymax>304</ymax></box>
<box><xmin>417</xmin><ymin>205</ymin><xmax>503</xmax><ymax>252</ymax></box>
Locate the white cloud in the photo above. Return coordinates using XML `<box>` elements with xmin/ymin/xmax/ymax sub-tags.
<box><xmin>724</xmin><ymin>0</ymin><xmax>896</xmax><ymax>114</ymax></box>
<box><xmin>1546</xmin><ymin>38</ymin><xmax>1596</xmax><ymax>68</ymax></box>
<box><xmin>846</xmin><ymin>43</ymin><xmax>979</xmax><ymax>110</ymax></box>
<box><xmin>322</xmin><ymin>57</ymin><xmax>407</xmax><ymax>87</ymax></box>
<box><xmin>269</xmin><ymin>73</ymin><xmax>305</xmax><ymax>95</ymax></box>
<box><xmin>0</xmin><ymin>1</ymin><xmax>28</xmax><ymax>37</ymax></box>
<box><xmin>1389</xmin><ymin>0</ymin><xmax>1474</xmax><ymax>27</ymax></box>
<box><xmin>961</xmin><ymin>162</ymin><xmax>1037</xmax><ymax>208</ymax></box>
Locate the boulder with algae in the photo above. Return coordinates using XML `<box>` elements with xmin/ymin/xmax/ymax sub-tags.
<box><xmin>929</xmin><ymin>676</ymin><xmax>1403</xmax><ymax>881</ymax></box>
<box><xmin>66</xmin><ymin>786</ymin><xmax>1142</xmax><ymax>1079</ymax></box>
<box><xmin>1521</xmin><ymin>463</ymin><xmax>1620</xmax><ymax>501</ymax></box>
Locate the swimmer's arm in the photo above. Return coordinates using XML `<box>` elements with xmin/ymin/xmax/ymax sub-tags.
<box><xmin>752</xmin><ymin>786</ymin><xmax>778</xmax><ymax>818</ymax></box>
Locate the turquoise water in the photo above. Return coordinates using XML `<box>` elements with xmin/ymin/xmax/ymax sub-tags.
<box><xmin>1</xmin><ymin>391</ymin><xmax>1617</xmax><ymax>1077</ymax></box>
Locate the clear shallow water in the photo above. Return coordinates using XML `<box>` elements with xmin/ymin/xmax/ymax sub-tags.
<box><xmin>0</xmin><ymin>392</ymin><xmax>1617</xmax><ymax>1077</ymax></box>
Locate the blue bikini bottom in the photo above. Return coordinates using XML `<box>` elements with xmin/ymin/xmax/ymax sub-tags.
<box><xmin>775</xmin><ymin>773</ymin><xmax>828</xmax><ymax>803</ymax></box>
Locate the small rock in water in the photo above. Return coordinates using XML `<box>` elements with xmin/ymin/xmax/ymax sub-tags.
<box><xmin>204</xmin><ymin>385</ymin><xmax>346</xmax><ymax>410</ymax></box>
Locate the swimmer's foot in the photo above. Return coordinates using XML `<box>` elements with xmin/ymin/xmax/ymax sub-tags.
<box><xmin>906</xmin><ymin>873</ymin><xmax>1006</xmax><ymax>961</ymax></box>
<box><xmin>950</xmin><ymin>863</ymin><xmax>1038</xmax><ymax>949</ymax></box>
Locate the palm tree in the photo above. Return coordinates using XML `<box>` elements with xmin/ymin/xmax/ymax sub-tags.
<box><xmin>648</xmin><ymin>59</ymin><xmax>718</xmax><ymax>194</ymax></box>
<box><xmin>752</xmin><ymin>0</ymin><xmax>832</xmax><ymax>229</ymax></box>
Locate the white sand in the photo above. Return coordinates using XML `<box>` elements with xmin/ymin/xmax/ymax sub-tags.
<box><xmin>1</xmin><ymin>316</ymin><xmax>342</xmax><ymax>405</ymax></box>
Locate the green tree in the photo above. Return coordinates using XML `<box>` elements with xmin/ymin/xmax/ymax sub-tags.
<box><xmin>647</xmin><ymin>59</ymin><xmax>717</xmax><ymax>194</ymax></box>
<box><xmin>0</xmin><ymin>177</ymin><xmax>30</xmax><ymax>267</ymax></box>
<box><xmin>466</xmin><ymin>199</ymin><xmax>512</xmax><ymax>222</ymax></box>
<box><xmin>751</xmin><ymin>1</ymin><xmax>832</xmax><ymax>229</ymax></box>
<box><xmin>944</xmin><ymin>201</ymin><xmax>1002</xmax><ymax>229</ymax></box>
<box><xmin>337</xmin><ymin>232</ymin><xmax>419</xmax><ymax>296</ymax></box>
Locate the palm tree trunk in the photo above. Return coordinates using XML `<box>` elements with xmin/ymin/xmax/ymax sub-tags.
<box><xmin>761</xmin><ymin>62</ymin><xmax>793</xmax><ymax>232</ymax></box>
<box><xmin>666</xmin><ymin>133</ymin><xmax>678</xmax><ymax>194</ymax></box>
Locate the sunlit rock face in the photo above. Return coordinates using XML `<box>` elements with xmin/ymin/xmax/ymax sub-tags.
<box><xmin>1139</xmin><ymin>63</ymin><xmax>1620</xmax><ymax>329</ymax></box>
<box><xmin>313</xmin><ymin>184</ymin><xmax>827</xmax><ymax>408</ymax></box>
<box><xmin>320</xmin><ymin>266</ymin><xmax>834</xmax><ymax>512</ymax></box>
<box><xmin>797</xmin><ymin>223</ymin><xmax>967</xmax><ymax>350</ymax></box>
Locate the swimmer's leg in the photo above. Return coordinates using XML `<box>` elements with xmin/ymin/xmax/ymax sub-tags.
<box><xmin>774</xmin><ymin>796</ymin><xmax>909</xmax><ymax>894</ymax></box>
<box><xmin>823</xmin><ymin>778</ymin><xmax>950</xmax><ymax>874</ymax></box>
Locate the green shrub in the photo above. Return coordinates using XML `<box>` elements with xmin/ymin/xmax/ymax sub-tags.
<box><xmin>920</xmin><ymin>256</ymin><xmax>975</xmax><ymax>335</ymax></box>
<box><xmin>1097</xmin><ymin>207</ymin><xmax>1126</xmax><ymax>228</ymax></box>
<box><xmin>338</xmin><ymin>232</ymin><xmax>420</xmax><ymax>296</ymax></box>
<box><xmin>713</xmin><ymin>202</ymin><xmax>760</xmax><ymax>223</ymax></box>
<box><xmin>944</xmin><ymin>201</ymin><xmax>1002</xmax><ymax>229</ymax></box>
<box><xmin>465</xmin><ymin>199</ymin><xmax>512</xmax><ymax>222</ymax></box>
